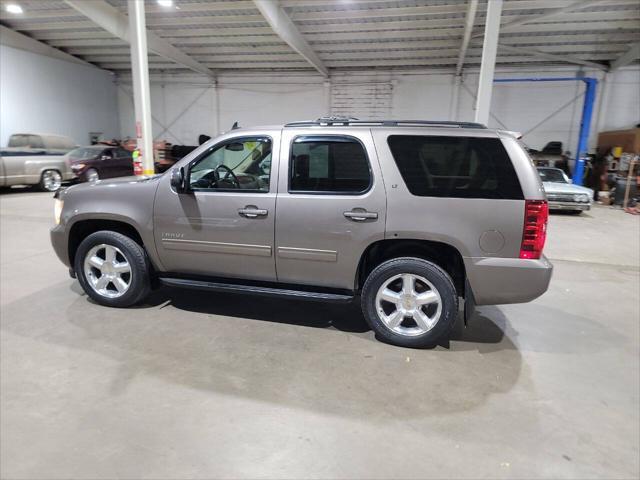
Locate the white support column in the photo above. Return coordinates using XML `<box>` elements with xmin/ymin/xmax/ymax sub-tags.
<box><xmin>324</xmin><ymin>80</ymin><xmax>332</xmax><ymax>115</ymax></box>
<box><xmin>449</xmin><ymin>74</ymin><xmax>461</xmax><ymax>121</ymax></box>
<box><xmin>594</xmin><ymin>71</ymin><xmax>613</xmax><ymax>141</ymax></box>
<box><xmin>474</xmin><ymin>0</ymin><xmax>503</xmax><ymax>125</ymax></box>
<box><xmin>128</xmin><ymin>0</ymin><xmax>154</xmax><ymax>175</ymax></box>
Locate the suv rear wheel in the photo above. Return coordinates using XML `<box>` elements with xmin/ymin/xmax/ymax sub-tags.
<box><xmin>75</xmin><ymin>231</ymin><xmax>150</xmax><ymax>307</ymax></box>
<box><xmin>361</xmin><ymin>257</ymin><xmax>458</xmax><ymax>348</ymax></box>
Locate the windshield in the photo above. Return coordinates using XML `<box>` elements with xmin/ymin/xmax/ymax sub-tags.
<box><xmin>69</xmin><ymin>147</ymin><xmax>102</xmax><ymax>160</ymax></box>
<box><xmin>538</xmin><ymin>168</ymin><xmax>567</xmax><ymax>183</ymax></box>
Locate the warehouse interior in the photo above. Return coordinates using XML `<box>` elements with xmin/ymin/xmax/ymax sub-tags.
<box><xmin>1</xmin><ymin>0</ymin><xmax>639</xmax><ymax>479</ymax></box>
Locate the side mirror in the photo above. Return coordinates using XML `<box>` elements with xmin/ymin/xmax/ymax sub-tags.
<box><xmin>100</xmin><ymin>154</ymin><xmax>111</xmax><ymax>161</ymax></box>
<box><xmin>170</xmin><ymin>166</ymin><xmax>187</xmax><ymax>193</ymax></box>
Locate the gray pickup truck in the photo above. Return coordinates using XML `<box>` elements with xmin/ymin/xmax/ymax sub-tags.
<box><xmin>1</xmin><ymin>133</ymin><xmax>76</xmax><ymax>191</ymax></box>
<box><xmin>51</xmin><ymin>119</ymin><xmax>552</xmax><ymax>348</ymax></box>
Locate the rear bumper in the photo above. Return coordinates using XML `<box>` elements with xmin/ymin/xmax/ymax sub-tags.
<box><xmin>548</xmin><ymin>201</ymin><xmax>590</xmax><ymax>211</ymax></box>
<box><xmin>464</xmin><ymin>255</ymin><xmax>553</xmax><ymax>305</ymax></box>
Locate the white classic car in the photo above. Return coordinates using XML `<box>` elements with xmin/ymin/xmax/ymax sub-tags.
<box><xmin>537</xmin><ymin>167</ymin><xmax>593</xmax><ymax>213</ymax></box>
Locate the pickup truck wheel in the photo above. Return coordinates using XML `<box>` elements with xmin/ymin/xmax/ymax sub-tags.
<box><xmin>39</xmin><ymin>169</ymin><xmax>62</xmax><ymax>192</ymax></box>
<box><xmin>361</xmin><ymin>257</ymin><xmax>458</xmax><ymax>348</ymax></box>
<box><xmin>74</xmin><ymin>231</ymin><xmax>150</xmax><ymax>307</ymax></box>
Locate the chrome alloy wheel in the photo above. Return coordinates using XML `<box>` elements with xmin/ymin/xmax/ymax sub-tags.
<box><xmin>42</xmin><ymin>170</ymin><xmax>62</xmax><ymax>191</ymax></box>
<box><xmin>83</xmin><ymin>244</ymin><xmax>132</xmax><ymax>298</ymax></box>
<box><xmin>375</xmin><ymin>273</ymin><xmax>442</xmax><ymax>336</ymax></box>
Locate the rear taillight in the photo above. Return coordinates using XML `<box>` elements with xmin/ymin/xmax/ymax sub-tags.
<box><xmin>519</xmin><ymin>200</ymin><xmax>548</xmax><ymax>259</ymax></box>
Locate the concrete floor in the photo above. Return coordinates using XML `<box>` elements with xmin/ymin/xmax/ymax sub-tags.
<box><xmin>1</xmin><ymin>188</ymin><xmax>638</xmax><ymax>479</ymax></box>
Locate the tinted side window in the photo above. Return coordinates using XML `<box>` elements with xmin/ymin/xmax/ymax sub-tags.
<box><xmin>387</xmin><ymin>135</ymin><xmax>523</xmax><ymax>200</ymax></box>
<box><xmin>290</xmin><ymin>136</ymin><xmax>371</xmax><ymax>193</ymax></box>
<box><xmin>116</xmin><ymin>148</ymin><xmax>131</xmax><ymax>157</ymax></box>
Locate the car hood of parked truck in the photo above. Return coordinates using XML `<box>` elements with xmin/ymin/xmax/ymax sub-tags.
<box><xmin>542</xmin><ymin>181</ymin><xmax>594</xmax><ymax>196</ymax></box>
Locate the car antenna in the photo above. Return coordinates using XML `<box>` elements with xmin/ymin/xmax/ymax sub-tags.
<box><xmin>231</xmin><ymin>121</ymin><xmax>239</xmax><ymax>130</ymax></box>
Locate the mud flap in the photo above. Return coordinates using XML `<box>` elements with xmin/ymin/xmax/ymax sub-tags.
<box><xmin>464</xmin><ymin>278</ymin><xmax>476</xmax><ymax>326</ymax></box>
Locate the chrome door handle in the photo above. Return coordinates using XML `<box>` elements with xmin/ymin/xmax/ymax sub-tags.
<box><xmin>343</xmin><ymin>210</ymin><xmax>378</xmax><ymax>221</ymax></box>
<box><xmin>238</xmin><ymin>207</ymin><xmax>268</xmax><ymax>218</ymax></box>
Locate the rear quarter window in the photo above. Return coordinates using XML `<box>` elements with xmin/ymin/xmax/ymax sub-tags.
<box><xmin>387</xmin><ymin>135</ymin><xmax>523</xmax><ymax>200</ymax></box>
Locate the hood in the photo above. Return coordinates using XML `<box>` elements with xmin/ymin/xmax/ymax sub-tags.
<box><xmin>62</xmin><ymin>174</ymin><xmax>161</xmax><ymax>197</ymax></box>
<box><xmin>542</xmin><ymin>181</ymin><xmax>593</xmax><ymax>196</ymax></box>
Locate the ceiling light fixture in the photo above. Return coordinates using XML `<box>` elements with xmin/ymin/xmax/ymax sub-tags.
<box><xmin>156</xmin><ymin>0</ymin><xmax>173</xmax><ymax>7</ymax></box>
<box><xmin>5</xmin><ymin>3</ymin><xmax>23</xmax><ymax>14</ymax></box>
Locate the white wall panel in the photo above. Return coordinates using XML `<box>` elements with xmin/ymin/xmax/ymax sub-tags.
<box><xmin>603</xmin><ymin>68</ymin><xmax>640</xmax><ymax>131</ymax></box>
<box><xmin>117</xmin><ymin>66</ymin><xmax>640</xmax><ymax>153</ymax></box>
<box><xmin>0</xmin><ymin>45</ymin><xmax>119</xmax><ymax>147</ymax></box>
<box><xmin>118</xmin><ymin>82</ymin><xmax>327</xmax><ymax>145</ymax></box>
<box><xmin>220</xmin><ymin>83</ymin><xmax>326</xmax><ymax>133</ymax></box>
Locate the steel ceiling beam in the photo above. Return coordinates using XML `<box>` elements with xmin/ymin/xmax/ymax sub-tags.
<box><xmin>0</xmin><ymin>25</ymin><xmax>98</xmax><ymax>68</ymax></box>
<box><xmin>253</xmin><ymin>0</ymin><xmax>328</xmax><ymax>77</ymax></box>
<box><xmin>475</xmin><ymin>0</ymin><xmax>608</xmax><ymax>38</ymax></box>
<box><xmin>610</xmin><ymin>42</ymin><xmax>640</xmax><ymax>70</ymax></box>
<box><xmin>63</xmin><ymin>0</ymin><xmax>214</xmax><ymax>77</ymax></box>
<box><xmin>498</xmin><ymin>44</ymin><xmax>608</xmax><ymax>70</ymax></box>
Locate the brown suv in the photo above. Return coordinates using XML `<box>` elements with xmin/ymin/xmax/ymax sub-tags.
<box><xmin>51</xmin><ymin>119</ymin><xmax>552</xmax><ymax>348</ymax></box>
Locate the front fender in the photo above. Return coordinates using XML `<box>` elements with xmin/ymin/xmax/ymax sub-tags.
<box><xmin>57</xmin><ymin>177</ymin><xmax>164</xmax><ymax>271</ymax></box>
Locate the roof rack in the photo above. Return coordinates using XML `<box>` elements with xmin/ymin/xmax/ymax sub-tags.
<box><xmin>284</xmin><ymin>117</ymin><xmax>487</xmax><ymax>129</ymax></box>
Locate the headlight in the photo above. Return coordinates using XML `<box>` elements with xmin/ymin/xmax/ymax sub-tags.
<box><xmin>54</xmin><ymin>199</ymin><xmax>64</xmax><ymax>225</ymax></box>
<box><xmin>71</xmin><ymin>163</ymin><xmax>85</xmax><ymax>170</ymax></box>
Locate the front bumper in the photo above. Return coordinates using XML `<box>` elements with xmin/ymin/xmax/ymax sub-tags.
<box><xmin>50</xmin><ymin>224</ymin><xmax>70</xmax><ymax>267</ymax></box>
<box><xmin>548</xmin><ymin>201</ymin><xmax>591</xmax><ymax>211</ymax></box>
<box><xmin>464</xmin><ymin>255</ymin><xmax>553</xmax><ymax>306</ymax></box>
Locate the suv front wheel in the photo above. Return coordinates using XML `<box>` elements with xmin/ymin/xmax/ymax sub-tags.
<box><xmin>361</xmin><ymin>257</ymin><xmax>458</xmax><ymax>348</ymax></box>
<box><xmin>75</xmin><ymin>231</ymin><xmax>150</xmax><ymax>307</ymax></box>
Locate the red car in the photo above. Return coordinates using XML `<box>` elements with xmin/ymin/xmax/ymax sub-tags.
<box><xmin>69</xmin><ymin>145</ymin><xmax>133</xmax><ymax>182</ymax></box>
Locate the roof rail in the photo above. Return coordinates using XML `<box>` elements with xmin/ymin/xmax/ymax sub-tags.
<box><xmin>284</xmin><ymin>117</ymin><xmax>487</xmax><ymax>129</ymax></box>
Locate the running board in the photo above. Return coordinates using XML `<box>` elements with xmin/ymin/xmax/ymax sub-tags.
<box><xmin>159</xmin><ymin>277</ymin><xmax>353</xmax><ymax>303</ymax></box>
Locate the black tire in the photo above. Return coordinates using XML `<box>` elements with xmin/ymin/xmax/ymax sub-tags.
<box><xmin>74</xmin><ymin>230</ymin><xmax>150</xmax><ymax>307</ymax></box>
<box><xmin>361</xmin><ymin>257</ymin><xmax>458</xmax><ymax>348</ymax></box>
<box><xmin>85</xmin><ymin>168</ymin><xmax>99</xmax><ymax>182</ymax></box>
